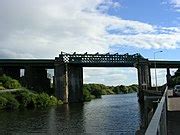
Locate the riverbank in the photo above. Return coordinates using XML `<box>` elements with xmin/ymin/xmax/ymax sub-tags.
<box><xmin>0</xmin><ymin>74</ymin><xmax>138</xmax><ymax>108</ymax></box>
<box><xmin>83</xmin><ymin>83</ymin><xmax>138</xmax><ymax>101</ymax></box>
<box><xmin>0</xmin><ymin>75</ymin><xmax>62</xmax><ymax>110</ymax></box>
<box><xmin>0</xmin><ymin>89</ymin><xmax>63</xmax><ymax>110</ymax></box>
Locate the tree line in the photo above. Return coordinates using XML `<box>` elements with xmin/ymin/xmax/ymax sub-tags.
<box><xmin>83</xmin><ymin>83</ymin><xmax>138</xmax><ymax>101</ymax></box>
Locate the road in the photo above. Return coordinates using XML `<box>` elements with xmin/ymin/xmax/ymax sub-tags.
<box><xmin>167</xmin><ymin>89</ymin><xmax>180</xmax><ymax>135</ymax></box>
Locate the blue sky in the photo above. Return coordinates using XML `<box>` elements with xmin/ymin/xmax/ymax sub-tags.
<box><xmin>105</xmin><ymin>0</ymin><xmax>180</xmax><ymax>60</ymax></box>
<box><xmin>0</xmin><ymin>0</ymin><xmax>180</xmax><ymax>85</ymax></box>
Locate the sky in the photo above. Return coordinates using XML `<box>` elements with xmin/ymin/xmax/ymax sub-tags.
<box><xmin>0</xmin><ymin>0</ymin><xmax>180</xmax><ymax>86</ymax></box>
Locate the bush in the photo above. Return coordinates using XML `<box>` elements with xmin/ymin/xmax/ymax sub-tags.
<box><xmin>0</xmin><ymin>93</ymin><xmax>20</xmax><ymax>110</ymax></box>
<box><xmin>0</xmin><ymin>75</ymin><xmax>21</xmax><ymax>89</ymax></box>
<box><xmin>49</xmin><ymin>95</ymin><xmax>63</xmax><ymax>105</ymax></box>
<box><xmin>0</xmin><ymin>89</ymin><xmax>63</xmax><ymax>110</ymax></box>
<box><xmin>0</xmin><ymin>96</ymin><xmax>7</xmax><ymax>109</ymax></box>
<box><xmin>4</xmin><ymin>79</ymin><xmax>21</xmax><ymax>89</ymax></box>
<box><xmin>36</xmin><ymin>93</ymin><xmax>52</xmax><ymax>108</ymax></box>
<box><xmin>83</xmin><ymin>88</ymin><xmax>93</xmax><ymax>101</ymax></box>
<box><xmin>0</xmin><ymin>86</ymin><xmax>5</xmax><ymax>90</ymax></box>
<box><xmin>14</xmin><ymin>90</ymin><xmax>37</xmax><ymax>108</ymax></box>
<box><xmin>15</xmin><ymin>91</ymin><xmax>62</xmax><ymax>108</ymax></box>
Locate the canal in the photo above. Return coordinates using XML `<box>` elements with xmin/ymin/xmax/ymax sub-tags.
<box><xmin>0</xmin><ymin>93</ymin><xmax>141</xmax><ymax>134</ymax></box>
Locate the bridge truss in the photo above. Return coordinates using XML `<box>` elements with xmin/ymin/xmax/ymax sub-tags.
<box><xmin>55</xmin><ymin>52</ymin><xmax>145</xmax><ymax>65</ymax></box>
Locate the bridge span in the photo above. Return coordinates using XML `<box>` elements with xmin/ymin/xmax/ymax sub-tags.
<box><xmin>0</xmin><ymin>52</ymin><xmax>179</xmax><ymax>103</ymax></box>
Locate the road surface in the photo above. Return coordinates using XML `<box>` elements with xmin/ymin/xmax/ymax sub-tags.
<box><xmin>168</xmin><ymin>89</ymin><xmax>180</xmax><ymax>135</ymax></box>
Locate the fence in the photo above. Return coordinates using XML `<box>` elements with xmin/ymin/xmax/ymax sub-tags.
<box><xmin>145</xmin><ymin>86</ymin><xmax>168</xmax><ymax>135</ymax></box>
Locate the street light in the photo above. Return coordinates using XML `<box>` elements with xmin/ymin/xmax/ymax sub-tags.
<box><xmin>154</xmin><ymin>50</ymin><xmax>163</xmax><ymax>91</ymax></box>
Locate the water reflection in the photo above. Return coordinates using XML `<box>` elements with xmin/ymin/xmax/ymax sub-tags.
<box><xmin>0</xmin><ymin>93</ymin><xmax>140</xmax><ymax>134</ymax></box>
<box><xmin>54</xmin><ymin>104</ymin><xmax>86</xmax><ymax>134</ymax></box>
<box><xmin>84</xmin><ymin>94</ymin><xmax>141</xmax><ymax>134</ymax></box>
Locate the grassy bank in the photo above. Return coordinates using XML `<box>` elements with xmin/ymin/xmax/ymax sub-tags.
<box><xmin>0</xmin><ymin>90</ymin><xmax>62</xmax><ymax>110</ymax></box>
<box><xmin>0</xmin><ymin>74</ymin><xmax>138</xmax><ymax>105</ymax></box>
<box><xmin>83</xmin><ymin>83</ymin><xmax>138</xmax><ymax>101</ymax></box>
<box><xmin>0</xmin><ymin>75</ymin><xmax>62</xmax><ymax>110</ymax></box>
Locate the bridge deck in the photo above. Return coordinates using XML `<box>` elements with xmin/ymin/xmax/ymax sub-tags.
<box><xmin>0</xmin><ymin>59</ymin><xmax>55</xmax><ymax>68</ymax></box>
<box><xmin>149</xmin><ymin>60</ymin><xmax>180</xmax><ymax>68</ymax></box>
<box><xmin>167</xmin><ymin>89</ymin><xmax>180</xmax><ymax>135</ymax></box>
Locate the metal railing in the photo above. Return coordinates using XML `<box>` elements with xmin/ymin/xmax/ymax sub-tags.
<box><xmin>55</xmin><ymin>52</ymin><xmax>144</xmax><ymax>64</ymax></box>
<box><xmin>145</xmin><ymin>86</ymin><xmax>168</xmax><ymax>135</ymax></box>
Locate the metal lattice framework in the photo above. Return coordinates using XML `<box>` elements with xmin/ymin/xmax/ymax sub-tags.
<box><xmin>55</xmin><ymin>52</ymin><xmax>145</xmax><ymax>64</ymax></box>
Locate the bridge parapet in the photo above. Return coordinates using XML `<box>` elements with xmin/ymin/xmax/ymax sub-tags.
<box><xmin>55</xmin><ymin>52</ymin><xmax>145</xmax><ymax>64</ymax></box>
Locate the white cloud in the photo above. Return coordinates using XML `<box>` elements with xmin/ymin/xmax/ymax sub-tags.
<box><xmin>0</xmin><ymin>0</ymin><xmax>180</xmax><ymax>85</ymax></box>
<box><xmin>84</xmin><ymin>67</ymin><xmax>137</xmax><ymax>85</ymax></box>
<box><xmin>0</xmin><ymin>0</ymin><xmax>180</xmax><ymax>58</ymax></box>
<box><xmin>170</xmin><ymin>0</ymin><xmax>180</xmax><ymax>7</ymax></box>
<box><xmin>168</xmin><ymin>0</ymin><xmax>180</xmax><ymax>11</ymax></box>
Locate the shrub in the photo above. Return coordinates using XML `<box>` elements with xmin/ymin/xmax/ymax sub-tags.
<box><xmin>35</xmin><ymin>93</ymin><xmax>51</xmax><ymax>108</ymax></box>
<box><xmin>0</xmin><ymin>86</ymin><xmax>5</xmax><ymax>90</ymax></box>
<box><xmin>0</xmin><ymin>75</ymin><xmax>21</xmax><ymax>89</ymax></box>
<box><xmin>0</xmin><ymin>93</ymin><xmax>20</xmax><ymax>110</ymax></box>
<box><xmin>83</xmin><ymin>88</ymin><xmax>92</xmax><ymax>101</ymax></box>
<box><xmin>14</xmin><ymin>90</ymin><xmax>62</xmax><ymax>108</ymax></box>
<box><xmin>14</xmin><ymin>90</ymin><xmax>36</xmax><ymax>108</ymax></box>
<box><xmin>0</xmin><ymin>75</ymin><xmax>11</xmax><ymax>83</ymax></box>
<box><xmin>49</xmin><ymin>95</ymin><xmax>63</xmax><ymax>105</ymax></box>
<box><xmin>0</xmin><ymin>83</ymin><xmax>62</xmax><ymax>110</ymax></box>
<box><xmin>26</xmin><ymin>93</ymin><xmax>37</xmax><ymax>108</ymax></box>
<box><xmin>4</xmin><ymin>79</ymin><xmax>21</xmax><ymax>89</ymax></box>
<box><xmin>0</xmin><ymin>96</ymin><xmax>7</xmax><ymax>109</ymax></box>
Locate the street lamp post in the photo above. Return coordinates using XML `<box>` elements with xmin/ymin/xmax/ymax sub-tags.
<box><xmin>154</xmin><ymin>51</ymin><xmax>163</xmax><ymax>91</ymax></box>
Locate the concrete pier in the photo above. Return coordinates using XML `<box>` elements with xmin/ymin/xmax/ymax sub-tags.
<box><xmin>54</xmin><ymin>64</ymin><xmax>69</xmax><ymax>103</ymax></box>
<box><xmin>68</xmin><ymin>65</ymin><xmax>83</xmax><ymax>102</ymax></box>
<box><xmin>137</xmin><ymin>61</ymin><xmax>151</xmax><ymax>103</ymax></box>
<box><xmin>54</xmin><ymin>64</ymin><xmax>83</xmax><ymax>103</ymax></box>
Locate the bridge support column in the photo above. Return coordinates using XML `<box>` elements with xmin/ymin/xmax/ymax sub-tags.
<box><xmin>68</xmin><ymin>65</ymin><xmax>83</xmax><ymax>103</ymax></box>
<box><xmin>166</xmin><ymin>67</ymin><xmax>171</xmax><ymax>87</ymax></box>
<box><xmin>54</xmin><ymin>64</ymin><xmax>83</xmax><ymax>103</ymax></box>
<box><xmin>24</xmin><ymin>66</ymin><xmax>50</xmax><ymax>92</ymax></box>
<box><xmin>1</xmin><ymin>67</ymin><xmax>20</xmax><ymax>80</ymax></box>
<box><xmin>54</xmin><ymin>64</ymin><xmax>69</xmax><ymax>103</ymax></box>
<box><xmin>137</xmin><ymin>61</ymin><xmax>151</xmax><ymax>103</ymax></box>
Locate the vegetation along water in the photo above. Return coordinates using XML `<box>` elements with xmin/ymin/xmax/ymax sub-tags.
<box><xmin>0</xmin><ymin>74</ymin><xmax>141</xmax><ymax>134</ymax></box>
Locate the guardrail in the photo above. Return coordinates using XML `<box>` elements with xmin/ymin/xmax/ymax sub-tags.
<box><xmin>145</xmin><ymin>86</ymin><xmax>168</xmax><ymax>135</ymax></box>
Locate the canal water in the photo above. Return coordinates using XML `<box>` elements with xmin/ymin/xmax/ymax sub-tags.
<box><xmin>0</xmin><ymin>93</ymin><xmax>141</xmax><ymax>134</ymax></box>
